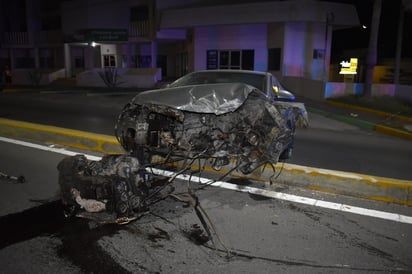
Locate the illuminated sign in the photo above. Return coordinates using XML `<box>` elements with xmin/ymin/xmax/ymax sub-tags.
<box><xmin>89</xmin><ymin>29</ymin><xmax>128</xmax><ymax>42</ymax></box>
<box><xmin>70</xmin><ymin>29</ymin><xmax>128</xmax><ymax>42</ymax></box>
<box><xmin>339</xmin><ymin>58</ymin><xmax>358</xmax><ymax>74</ymax></box>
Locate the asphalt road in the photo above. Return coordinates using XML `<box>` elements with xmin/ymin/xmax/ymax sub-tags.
<box><xmin>0</xmin><ymin>90</ymin><xmax>411</xmax><ymax>180</ymax></box>
<box><xmin>0</xmin><ymin>138</ymin><xmax>411</xmax><ymax>273</ymax></box>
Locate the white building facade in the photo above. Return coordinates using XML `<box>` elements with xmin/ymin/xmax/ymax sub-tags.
<box><xmin>0</xmin><ymin>0</ymin><xmax>361</xmax><ymax>99</ymax></box>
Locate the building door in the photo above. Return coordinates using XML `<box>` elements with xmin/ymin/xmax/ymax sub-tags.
<box><xmin>103</xmin><ymin>55</ymin><xmax>116</xmax><ymax>67</ymax></box>
<box><xmin>176</xmin><ymin>52</ymin><xmax>188</xmax><ymax>77</ymax></box>
<box><xmin>157</xmin><ymin>55</ymin><xmax>167</xmax><ymax>78</ymax></box>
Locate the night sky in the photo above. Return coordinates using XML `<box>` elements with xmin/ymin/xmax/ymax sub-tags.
<box><xmin>330</xmin><ymin>0</ymin><xmax>412</xmax><ymax>60</ymax></box>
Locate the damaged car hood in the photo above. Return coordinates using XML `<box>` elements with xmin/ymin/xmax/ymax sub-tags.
<box><xmin>131</xmin><ymin>83</ymin><xmax>258</xmax><ymax>115</ymax></box>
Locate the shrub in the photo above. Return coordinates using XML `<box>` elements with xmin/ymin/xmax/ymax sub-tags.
<box><xmin>97</xmin><ymin>67</ymin><xmax>124</xmax><ymax>89</ymax></box>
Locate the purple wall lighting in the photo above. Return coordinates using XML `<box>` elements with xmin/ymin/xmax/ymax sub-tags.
<box><xmin>325</xmin><ymin>82</ymin><xmax>364</xmax><ymax>98</ymax></box>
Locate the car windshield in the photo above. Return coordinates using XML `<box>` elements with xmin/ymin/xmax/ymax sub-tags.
<box><xmin>169</xmin><ymin>71</ymin><xmax>266</xmax><ymax>91</ymax></box>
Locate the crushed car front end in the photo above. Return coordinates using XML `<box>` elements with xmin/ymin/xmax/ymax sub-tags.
<box><xmin>115</xmin><ymin>82</ymin><xmax>308</xmax><ymax>174</ymax></box>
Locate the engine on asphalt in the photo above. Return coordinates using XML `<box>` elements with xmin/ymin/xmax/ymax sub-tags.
<box><xmin>57</xmin><ymin>154</ymin><xmax>149</xmax><ymax>224</ymax></box>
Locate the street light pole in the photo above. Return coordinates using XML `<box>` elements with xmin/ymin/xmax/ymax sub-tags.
<box><xmin>324</xmin><ymin>12</ymin><xmax>334</xmax><ymax>83</ymax></box>
<box><xmin>365</xmin><ymin>0</ymin><xmax>382</xmax><ymax>97</ymax></box>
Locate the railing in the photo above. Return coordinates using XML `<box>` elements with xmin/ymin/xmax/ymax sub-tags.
<box><xmin>129</xmin><ymin>20</ymin><xmax>150</xmax><ymax>38</ymax></box>
<box><xmin>2</xmin><ymin>30</ymin><xmax>63</xmax><ymax>45</ymax></box>
<box><xmin>2</xmin><ymin>32</ymin><xmax>29</xmax><ymax>45</ymax></box>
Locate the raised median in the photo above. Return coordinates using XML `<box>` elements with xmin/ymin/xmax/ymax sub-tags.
<box><xmin>1</xmin><ymin>117</ymin><xmax>411</xmax><ymax>206</ymax></box>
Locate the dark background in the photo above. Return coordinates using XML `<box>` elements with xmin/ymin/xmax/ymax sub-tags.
<box><xmin>330</xmin><ymin>0</ymin><xmax>412</xmax><ymax>60</ymax></box>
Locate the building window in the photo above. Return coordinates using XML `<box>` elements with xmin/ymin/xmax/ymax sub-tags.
<box><xmin>39</xmin><ymin>48</ymin><xmax>54</xmax><ymax>68</ymax></box>
<box><xmin>130</xmin><ymin>5</ymin><xmax>149</xmax><ymax>22</ymax></box>
<box><xmin>219</xmin><ymin>50</ymin><xmax>240</xmax><ymax>69</ymax></box>
<box><xmin>268</xmin><ymin>48</ymin><xmax>281</xmax><ymax>71</ymax></box>
<box><xmin>14</xmin><ymin>48</ymin><xmax>35</xmax><ymax>68</ymax></box>
<box><xmin>230</xmin><ymin>51</ymin><xmax>241</xmax><ymax>68</ymax></box>
<box><xmin>207</xmin><ymin>49</ymin><xmax>254</xmax><ymax>70</ymax></box>
<box><xmin>103</xmin><ymin>55</ymin><xmax>116</xmax><ymax>67</ymax></box>
<box><xmin>176</xmin><ymin>52</ymin><xmax>188</xmax><ymax>77</ymax></box>
<box><xmin>40</xmin><ymin>0</ymin><xmax>61</xmax><ymax>12</ymax></box>
<box><xmin>41</xmin><ymin>15</ymin><xmax>61</xmax><ymax>30</ymax></box>
<box><xmin>219</xmin><ymin>51</ymin><xmax>229</xmax><ymax>69</ymax></box>
<box><xmin>137</xmin><ymin>55</ymin><xmax>151</xmax><ymax>68</ymax></box>
<box><xmin>313</xmin><ymin>49</ymin><xmax>325</xmax><ymax>60</ymax></box>
<box><xmin>206</xmin><ymin>50</ymin><xmax>218</xmax><ymax>69</ymax></box>
<box><xmin>241</xmin><ymin>50</ymin><xmax>254</xmax><ymax>70</ymax></box>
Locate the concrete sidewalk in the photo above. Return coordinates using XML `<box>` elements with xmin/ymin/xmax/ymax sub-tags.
<box><xmin>0</xmin><ymin>115</ymin><xmax>411</xmax><ymax>206</ymax></box>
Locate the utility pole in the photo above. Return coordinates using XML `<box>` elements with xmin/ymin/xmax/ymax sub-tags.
<box><xmin>364</xmin><ymin>0</ymin><xmax>382</xmax><ymax>97</ymax></box>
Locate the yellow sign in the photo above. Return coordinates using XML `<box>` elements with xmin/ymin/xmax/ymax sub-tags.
<box><xmin>339</xmin><ymin>58</ymin><xmax>358</xmax><ymax>74</ymax></box>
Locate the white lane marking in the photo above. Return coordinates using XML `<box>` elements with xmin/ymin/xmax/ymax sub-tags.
<box><xmin>40</xmin><ymin>90</ymin><xmax>87</xmax><ymax>94</ymax></box>
<box><xmin>0</xmin><ymin>136</ymin><xmax>102</xmax><ymax>161</ymax></box>
<box><xmin>149</xmin><ymin>168</ymin><xmax>412</xmax><ymax>225</ymax></box>
<box><xmin>1</xmin><ymin>136</ymin><xmax>411</xmax><ymax>225</ymax></box>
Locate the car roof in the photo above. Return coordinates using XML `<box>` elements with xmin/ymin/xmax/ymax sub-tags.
<box><xmin>189</xmin><ymin>69</ymin><xmax>270</xmax><ymax>76</ymax></box>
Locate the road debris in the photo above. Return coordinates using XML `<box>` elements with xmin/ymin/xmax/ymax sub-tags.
<box><xmin>0</xmin><ymin>171</ymin><xmax>26</xmax><ymax>183</ymax></box>
<box><xmin>56</xmin><ymin>151</ymin><xmax>235</xmax><ymax>253</ymax></box>
<box><xmin>57</xmin><ymin>154</ymin><xmax>149</xmax><ymax>224</ymax></box>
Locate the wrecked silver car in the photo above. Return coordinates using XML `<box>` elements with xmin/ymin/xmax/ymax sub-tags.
<box><xmin>115</xmin><ymin>70</ymin><xmax>308</xmax><ymax>174</ymax></box>
<box><xmin>57</xmin><ymin>70</ymin><xmax>308</xmax><ymax>225</ymax></box>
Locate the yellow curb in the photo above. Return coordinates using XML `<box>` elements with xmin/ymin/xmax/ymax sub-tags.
<box><xmin>375</xmin><ymin>124</ymin><xmax>412</xmax><ymax>140</ymax></box>
<box><xmin>1</xmin><ymin>118</ymin><xmax>411</xmax><ymax>206</ymax></box>
<box><xmin>165</xmin><ymin>160</ymin><xmax>412</xmax><ymax>206</ymax></box>
<box><xmin>277</xmin><ymin>162</ymin><xmax>411</xmax><ymax>188</ymax></box>
<box><xmin>325</xmin><ymin>100</ymin><xmax>412</xmax><ymax>123</ymax></box>
<box><xmin>272</xmin><ymin>163</ymin><xmax>412</xmax><ymax>206</ymax></box>
<box><xmin>0</xmin><ymin>118</ymin><xmax>124</xmax><ymax>154</ymax></box>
